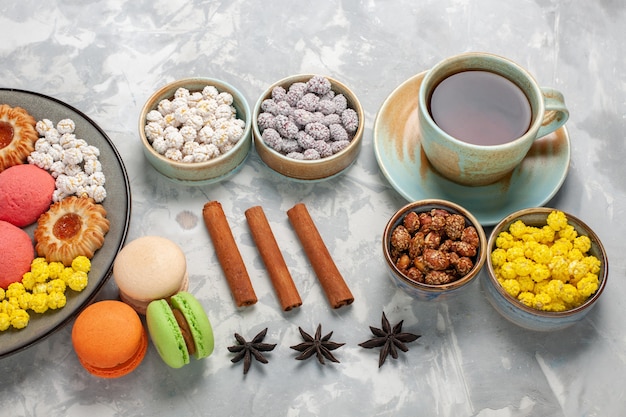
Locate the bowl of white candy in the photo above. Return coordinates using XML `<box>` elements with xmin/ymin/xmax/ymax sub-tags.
<box><xmin>139</xmin><ymin>78</ymin><xmax>252</xmax><ymax>184</ymax></box>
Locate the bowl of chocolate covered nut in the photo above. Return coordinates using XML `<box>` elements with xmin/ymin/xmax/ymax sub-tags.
<box><xmin>139</xmin><ymin>77</ymin><xmax>252</xmax><ymax>184</ymax></box>
<box><xmin>382</xmin><ymin>199</ymin><xmax>487</xmax><ymax>301</ymax></box>
<box><xmin>252</xmin><ymin>74</ymin><xmax>364</xmax><ymax>181</ymax></box>
<box><xmin>482</xmin><ymin>207</ymin><xmax>608</xmax><ymax>331</ymax></box>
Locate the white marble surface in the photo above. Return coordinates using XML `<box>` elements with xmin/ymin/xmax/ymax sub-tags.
<box><xmin>1</xmin><ymin>0</ymin><xmax>625</xmax><ymax>416</ymax></box>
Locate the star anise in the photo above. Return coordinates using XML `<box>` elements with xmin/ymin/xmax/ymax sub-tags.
<box><xmin>290</xmin><ymin>324</ymin><xmax>344</xmax><ymax>365</ymax></box>
<box><xmin>359</xmin><ymin>312</ymin><xmax>420</xmax><ymax>368</ymax></box>
<box><xmin>227</xmin><ymin>328</ymin><xmax>277</xmax><ymax>374</ymax></box>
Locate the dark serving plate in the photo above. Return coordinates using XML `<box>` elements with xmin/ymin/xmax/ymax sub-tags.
<box><xmin>0</xmin><ymin>88</ymin><xmax>130</xmax><ymax>358</ymax></box>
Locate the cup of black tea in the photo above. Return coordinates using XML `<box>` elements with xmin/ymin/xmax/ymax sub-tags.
<box><xmin>418</xmin><ymin>52</ymin><xmax>569</xmax><ymax>186</ymax></box>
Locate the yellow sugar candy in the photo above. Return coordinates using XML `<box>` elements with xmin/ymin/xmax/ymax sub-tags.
<box><xmin>491</xmin><ymin>248</ymin><xmax>507</xmax><ymax>268</ymax></box>
<box><xmin>47</xmin><ymin>279</ymin><xmax>66</xmax><ymax>294</ymax></box>
<box><xmin>31</xmin><ymin>283</ymin><xmax>48</xmax><ymax>295</ymax></box>
<box><xmin>501</xmin><ymin>279</ymin><xmax>521</xmax><ymax>298</ymax></box>
<box><xmin>505</xmin><ymin>244</ymin><xmax>525</xmax><ymax>262</ymax></box>
<box><xmin>518</xmin><ymin>292</ymin><xmax>535</xmax><ymax>307</ymax></box>
<box><xmin>497</xmin><ymin>262</ymin><xmax>517</xmax><ymax>280</ymax></box>
<box><xmin>47</xmin><ymin>292</ymin><xmax>67</xmax><ymax>310</ymax></box>
<box><xmin>10</xmin><ymin>309</ymin><xmax>29</xmax><ymax>329</ymax></box>
<box><xmin>560</xmin><ymin>284</ymin><xmax>580</xmax><ymax>305</ymax></box>
<box><xmin>574</xmin><ymin>235</ymin><xmax>592</xmax><ymax>253</ymax></box>
<box><xmin>59</xmin><ymin>267</ymin><xmax>75</xmax><ymax>284</ymax></box>
<box><xmin>533</xmin><ymin>293</ymin><xmax>551</xmax><ymax>310</ymax></box>
<box><xmin>558</xmin><ymin>225</ymin><xmax>578</xmax><ymax>241</ymax></box>
<box><xmin>29</xmin><ymin>293</ymin><xmax>49</xmax><ymax>314</ymax></box>
<box><xmin>47</xmin><ymin>262</ymin><xmax>65</xmax><ymax>279</ymax></box>
<box><xmin>71</xmin><ymin>256</ymin><xmax>91</xmax><ymax>273</ymax></box>
<box><xmin>551</xmin><ymin>239</ymin><xmax>573</xmax><ymax>257</ymax></box>
<box><xmin>6</xmin><ymin>282</ymin><xmax>26</xmax><ymax>299</ymax></box>
<box><xmin>492</xmin><ymin>210</ymin><xmax>601</xmax><ymax>312</ymax></box>
<box><xmin>30</xmin><ymin>258</ymin><xmax>50</xmax><ymax>283</ymax></box>
<box><xmin>584</xmin><ymin>255</ymin><xmax>601</xmax><ymax>274</ymax></box>
<box><xmin>518</xmin><ymin>276</ymin><xmax>535</xmax><ymax>292</ymax></box>
<box><xmin>530</xmin><ymin>264</ymin><xmax>550</xmax><ymax>283</ymax></box>
<box><xmin>0</xmin><ymin>313</ymin><xmax>11</xmax><ymax>331</ymax></box>
<box><xmin>548</xmin><ymin>256</ymin><xmax>569</xmax><ymax>282</ymax></box>
<box><xmin>67</xmin><ymin>271</ymin><xmax>88</xmax><ymax>292</ymax></box>
<box><xmin>17</xmin><ymin>293</ymin><xmax>32</xmax><ymax>310</ymax></box>
<box><xmin>530</xmin><ymin>243</ymin><xmax>552</xmax><ymax>265</ymax></box>
<box><xmin>577</xmin><ymin>274</ymin><xmax>600</xmax><ymax>298</ymax></box>
<box><xmin>2</xmin><ymin>256</ymin><xmax>90</xmax><ymax>331</ymax></box>
<box><xmin>547</xmin><ymin>210</ymin><xmax>568</xmax><ymax>231</ymax></box>
<box><xmin>21</xmin><ymin>272</ymin><xmax>36</xmax><ymax>290</ymax></box>
<box><xmin>509</xmin><ymin>220</ymin><xmax>528</xmax><ymax>238</ymax></box>
<box><xmin>495</xmin><ymin>231</ymin><xmax>515</xmax><ymax>249</ymax></box>
<box><xmin>512</xmin><ymin>257</ymin><xmax>533</xmax><ymax>277</ymax></box>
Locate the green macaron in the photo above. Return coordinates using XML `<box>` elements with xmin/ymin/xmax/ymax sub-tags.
<box><xmin>146</xmin><ymin>291</ymin><xmax>214</xmax><ymax>368</ymax></box>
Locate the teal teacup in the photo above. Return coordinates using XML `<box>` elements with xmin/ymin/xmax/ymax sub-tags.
<box><xmin>418</xmin><ymin>52</ymin><xmax>569</xmax><ymax>186</ymax></box>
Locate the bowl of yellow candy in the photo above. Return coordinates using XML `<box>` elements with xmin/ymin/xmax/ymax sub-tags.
<box><xmin>482</xmin><ymin>208</ymin><xmax>608</xmax><ymax>331</ymax></box>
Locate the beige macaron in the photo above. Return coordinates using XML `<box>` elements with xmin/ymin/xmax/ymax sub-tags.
<box><xmin>113</xmin><ymin>236</ymin><xmax>189</xmax><ymax>314</ymax></box>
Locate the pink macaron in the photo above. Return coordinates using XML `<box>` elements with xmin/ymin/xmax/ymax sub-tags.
<box><xmin>0</xmin><ymin>164</ymin><xmax>56</xmax><ymax>227</ymax></box>
<box><xmin>0</xmin><ymin>220</ymin><xmax>35</xmax><ymax>288</ymax></box>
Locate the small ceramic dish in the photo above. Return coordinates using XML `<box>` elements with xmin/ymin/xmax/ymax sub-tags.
<box><xmin>138</xmin><ymin>78</ymin><xmax>252</xmax><ymax>184</ymax></box>
<box><xmin>252</xmin><ymin>74</ymin><xmax>364</xmax><ymax>181</ymax></box>
<box><xmin>382</xmin><ymin>199</ymin><xmax>487</xmax><ymax>301</ymax></box>
<box><xmin>481</xmin><ymin>207</ymin><xmax>608</xmax><ymax>331</ymax></box>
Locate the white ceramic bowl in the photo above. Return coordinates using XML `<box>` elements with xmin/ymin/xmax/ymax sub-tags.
<box><xmin>482</xmin><ymin>207</ymin><xmax>608</xmax><ymax>331</ymax></box>
<box><xmin>252</xmin><ymin>74</ymin><xmax>364</xmax><ymax>181</ymax></box>
<box><xmin>382</xmin><ymin>199</ymin><xmax>487</xmax><ymax>301</ymax></box>
<box><xmin>138</xmin><ymin>77</ymin><xmax>252</xmax><ymax>184</ymax></box>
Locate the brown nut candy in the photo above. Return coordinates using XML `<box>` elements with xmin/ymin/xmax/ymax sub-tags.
<box><xmin>389</xmin><ymin>208</ymin><xmax>479</xmax><ymax>285</ymax></box>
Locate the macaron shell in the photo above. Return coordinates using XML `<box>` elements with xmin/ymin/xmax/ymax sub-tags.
<box><xmin>171</xmin><ymin>292</ymin><xmax>214</xmax><ymax>359</ymax></box>
<box><xmin>113</xmin><ymin>236</ymin><xmax>188</xmax><ymax>314</ymax></box>
<box><xmin>146</xmin><ymin>298</ymin><xmax>189</xmax><ymax>368</ymax></box>
<box><xmin>0</xmin><ymin>164</ymin><xmax>55</xmax><ymax>227</ymax></box>
<box><xmin>0</xmin><ymin>220</ymin><xmax>35</xmax><ymax>289</ymax></box>
<box><xmin>72</xmin><ymin>300</ymin><xmax>148</xmax><ymax>378</ymax></box>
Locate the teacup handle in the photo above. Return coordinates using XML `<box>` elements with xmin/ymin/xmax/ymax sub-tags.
<box><xmin>537</xmin><ymin>87</ymin><xmax>569</xmax><ymax>138</ymax></box>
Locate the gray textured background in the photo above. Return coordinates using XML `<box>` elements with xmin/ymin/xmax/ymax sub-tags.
<box><xmin>1</xmin><ymin>1</ymin><xmax>624</xmax><ymax>416</ymax></box>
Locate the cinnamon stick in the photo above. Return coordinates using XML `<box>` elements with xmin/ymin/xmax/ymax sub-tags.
<box><xmin>202</xmin><ymin>201</ymin><xmax>257</xmax><ymax>307</ymax></box>
<box><xmin>287</xmin><ymin>203</ymin><xmax>354</xmax><ymax>309</ymax></box>
<box><xmin>245</xmin><ymin>206</ymin><xmax>302</xmax><ymax>311</ymax></box>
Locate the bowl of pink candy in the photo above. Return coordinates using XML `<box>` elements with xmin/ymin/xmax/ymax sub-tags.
<box><xmin>252</xmin><ymin>74</ymin><xmax>364</xmax><ymax>181</ymax></box>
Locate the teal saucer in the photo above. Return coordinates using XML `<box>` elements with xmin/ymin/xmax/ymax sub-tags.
<box><xmin>374</xmin><ymin>72</ymin><xmax>571</xmax><ymax>226</ymax></box>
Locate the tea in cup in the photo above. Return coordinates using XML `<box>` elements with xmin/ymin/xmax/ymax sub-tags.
<box><xmin>418</xmin><ymin>52</ymin><xmax>569</xmax><ymax>186</ymax></box>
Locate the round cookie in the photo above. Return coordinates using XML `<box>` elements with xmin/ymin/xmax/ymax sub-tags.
<box><xmin>71</xmin><ymin>300</ymin><xmax>147</xmax><ymax>378</ymax></box>
<box><xmin>113</xmin><ymin>236</ymin><xmax>189</xmax><ymax>314</ymax></box>
<box><xmin>0</xmin><ymin>104</ymin><xmax>38</xmax><ymax>172</ymax></box>
<box><xmin>0</xmin><ymin>220</ymin><xmax>35</xmax><ymax>289</ymax></box>
<box><xmin>0</xmin><ymin>164</ymin><xmax>55</xmax><ymax>227</ymax></box>
<box><xmin>34</xmin><ymin>196</ymin><xmax>110</xmax><ymax>266</ymax></box>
